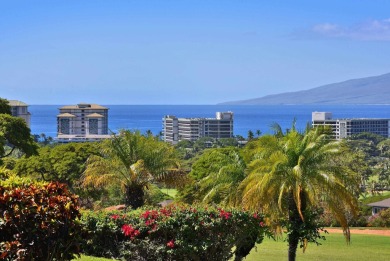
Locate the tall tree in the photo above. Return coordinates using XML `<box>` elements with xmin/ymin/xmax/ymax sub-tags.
<box><xmin>15</xmin><ymin>142</ymin><xmax>99</xmax><ymax>189</ymax></box>
<box><xmin>178</xmin><ymin>147</ymin><xmax>246</xmax><ymax>205</ymax></box>
<box><xmin>81</xmin><ymin>130</ymin><xmax>183</xmax><ymax>209</ymax></box>
<box><xmin>247</xmin><ymin>130</ymin><xmax>254</xmax><ymax>141</ymax></box>
<box><xmin>0</xmin><ymin>98</ymin><xmax>11</xmax><ymax>115</ymax></box>
<box><xmin>0</xmin><ymin>114</ymin><xmax>38</xmax><ymax>160</ymax></box>
<box><xmin>196</xmin><ymin>148</ymin><xmax>246</xmax><ymax>206</ymax></box>
<box><xmin>240</xmin><ymin>126</ymin><xmax>359</xmax><ymax>261</ymax></box>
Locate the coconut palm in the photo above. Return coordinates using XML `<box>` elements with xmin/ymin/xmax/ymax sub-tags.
<box><xmin>240</xmin><ymin>125</ymin><xmax>359</xmax><ymax>261</ymax></box>
<box><xmin>81</xmin><ymin>130</ymin><xmax>182</xmax><ymax>209</ymax></box>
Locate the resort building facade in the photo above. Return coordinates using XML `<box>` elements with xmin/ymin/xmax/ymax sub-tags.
<box><xmin>312</xmin><ymin>112</ymin><xmax>390</xmax><ymax>139</ymax></box>
<box><xmin>163</xmin><ymin>112</ymin><xmax>234</xmax><ymax>145</ymax></box>
<box><xmin>8</xmin><ymin>100</ymin><xmax>31</xmax><ymax>128</ymax></box>
<box><xmin>57</xmin><ymin>103</ymin><xmax>110</xmax><ymax>142</ymax></box>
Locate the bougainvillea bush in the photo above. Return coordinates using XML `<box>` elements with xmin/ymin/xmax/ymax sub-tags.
<box><xmin>0</xmin><ymin>182</ymin><xmax>83</xmax><ymax>260</ymax></box>
<box><xmin>81</xmin><ymin>205</ymin><xmax>271</xmax><ymax>261</ymax></box>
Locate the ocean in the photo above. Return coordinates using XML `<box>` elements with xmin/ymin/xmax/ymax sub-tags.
<box><xmin>29</xmin><ymin>105</ymin><xmax>390</xmax><ymax>138</ymax></box>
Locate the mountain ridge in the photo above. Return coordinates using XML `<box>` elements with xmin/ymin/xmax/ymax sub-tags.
<box><xmin>219</xmin><ymin>73</ymin><xmax>390</xmax><ymax>105</ymax></box>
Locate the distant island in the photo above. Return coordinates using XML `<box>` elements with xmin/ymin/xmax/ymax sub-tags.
<box><xmin>219</xmin><ymin>72</ymin><xmax>390</xmax><ymax>105</ymax></box>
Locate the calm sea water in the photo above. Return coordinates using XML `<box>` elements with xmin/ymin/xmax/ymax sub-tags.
<box><xmin>29</xmin><ymin>105</ymin><xmax>390</xmax><ymax>138</ymax></box>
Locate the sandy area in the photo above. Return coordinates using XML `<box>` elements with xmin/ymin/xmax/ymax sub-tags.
<box><xmin>325</xmin><ymin>228</ymin><xmax>390</xmax><ymax>237</ymax></box>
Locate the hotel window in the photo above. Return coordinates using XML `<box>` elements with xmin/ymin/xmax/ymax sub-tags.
<box><xmin>60</xmin><ymin>119</ymin><xmax>70</xmax><ymax>134</ymax></box>
<box><xmin>89</xmin><ymin>119</ymin><xmax>98</xmax><ymax>134</ymax></box>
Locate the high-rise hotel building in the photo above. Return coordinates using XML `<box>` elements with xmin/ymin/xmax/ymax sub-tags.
<box><xmin>163</xmin><ymin>112</ymin><xmax>234</xmax><ymax>145</ymax></box>
<box><xmin>8</xmin><ymin>100</ymin><xmax>31</xmax><ymax>128</ymax></box>
<box><xmin>57</xmin><ymin>103</ymin><xmax>110</xmax><ymax>142</ymax></box>
<box><xmin>312</xmin><ymin>112</ymin><xmax>390</xmax><ymax>139</ymax></box>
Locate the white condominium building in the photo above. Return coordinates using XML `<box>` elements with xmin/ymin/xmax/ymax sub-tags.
<box><xmin>312</xmin><ymin>112</ymin><xmax>390</xmax><ymax>139</ymax></box>
<box><xmin>57</xmin><ymin>103</ymin><xmax>110</xmax><ymax>142</ymax></box>
<box><xmin>8</xmin><ymin>100</ymin><xmax>31</xmax><ymax>128</ymax></box>
<box><xmin>163</xmin><ymin>112</ymin><xmax>234</xmax><ymax>145</ymax></box>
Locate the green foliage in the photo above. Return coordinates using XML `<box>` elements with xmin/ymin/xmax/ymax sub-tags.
<box><xmin>0</xmin><ymin>114</ymin><xmax>38</xmax><ymax>159</ymax></box>
<box><xmin>15</xmin><ymin>142</ymin><xmax>99</xmax><ymax>191</ymax></box>
<box><xmin>81</xmin><ymin>206</ymin><xmax>270</xmax><ymax>261</ymax></box>
<box><xmin>0</xmin><ymin>98</ymin><xmax>11</xmax><ymax>115</ymax></box>
<box><xmin>282</xmin><ymin>208</ymin><xmax>328</xmax><ymax>250</ymax></box>
<box><xmin>0</xmin><ymin>170</ymin><xmax>44</xmax><ymax>188</ymax></box>
<box><xmin>349</xmin><ymin>132</ymin><xmax>385</xmax><ymax>145</ymax></box>
<box><xmin>0</xmin><ymin>182</ymin><xmax>83</xmax><ymax>260</ymax></box>
<box><xmin>178</xmin><ymin>147</ymin><xmax>246</xmax><ymax>205</ymax></box>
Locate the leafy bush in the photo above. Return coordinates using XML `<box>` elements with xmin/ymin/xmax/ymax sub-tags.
<box><xmin>368</xmin><ymin>208</ymin><xmax>390</xmax><ymax>227</ymax></box>
<box><xmin>0</xmin><ymin>182</ymin><xmax>83</xmax><ymax>260</ymax></box>
<box><xmin>81</xmin><ymin>205</ymin><xmax>271</xmax><ymax>261</ymax></box>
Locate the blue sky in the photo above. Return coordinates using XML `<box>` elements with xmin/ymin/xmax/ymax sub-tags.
<box><xmin>1</xmin><ymin>0</ymin><xmax>390</xmax><ymax>105</ymax></box>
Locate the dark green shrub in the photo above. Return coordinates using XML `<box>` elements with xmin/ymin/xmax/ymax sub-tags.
<box><xmin>81</xmin><ymin>205</ymin><xmax>271</xmax><ymax>261</ymax></box>
<box><xmin>0</xmin><ymin>182</ymin><xmax>82</xmax><ymax>260</ymax></box>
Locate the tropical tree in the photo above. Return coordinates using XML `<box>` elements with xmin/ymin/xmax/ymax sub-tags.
<box><xmin>196</xmin><ymin>148</ymin><xmax>246</xmax><ymax>206</ymax></box>
<box><xmin>0</xmin><ymin>114</ymin><xmax>38</xmax><ymax>161</ymax></box>
<box><xmin>15</xmin><ymin>142</ymin><xmax>99</xmax><ymax>189</ymax></box>
<box><xmin>0</xmin><ymin>97</ymin><xmax>12</xmax><ymax>115</ymax></box>
<box><xmin>178</xmin><ymin>147</ymin><xmax>246</xmax><ymax>206</ymax></box>
<box><xmin>240</xmin><ymin>125</ymin><xmax>360</xmax><ymax>261</ymax></box>
<box><xmin>247</xmin><ymin>130</ymin><xmax>254</xmax><ymax>140</ymax></box>
<box><xmin>81</xmin><ymin>130</ymin><xmax>183</xmax><ymax>209</ymax></box>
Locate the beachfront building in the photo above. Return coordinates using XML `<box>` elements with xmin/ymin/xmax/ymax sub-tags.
<box><xmin>312</xmin><ymin>112</ymin><xmax>390</xmax><ymax>139</ymax></box>
<box><xmin>163</xmin><ymin>112</ymin><xmax>234</xmax><ymax>145</ymax></box>
<box><xmin>57</xmin><ymin>103</ymin><xmax>110</xmax><ymax>142</ymax></box>
<box><xmin>8</xmin><ymin>100</ymin><xmax>31</xmax><ymax>128</ymax></box>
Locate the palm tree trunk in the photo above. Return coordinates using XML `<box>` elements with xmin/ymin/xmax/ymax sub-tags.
<box><xmin>125</xmin><ymin>184</ymin><xmax>144</xmax><ymax>209</ymax></box>
<box><xmin>287</xmin><ymin>191</ymin><xmax>307</xmax><ymax>261</ymax></box>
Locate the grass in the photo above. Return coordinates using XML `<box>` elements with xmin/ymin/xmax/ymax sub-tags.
<box><xmin>75</xmin><ymin>233</ymin><xmax>390</xmax><ymax>261</ymax></box>
<box><xmin>359</xmin><ymin>191</ymin><xmax>390</xmax><ymax>202</ymax></box>
<box><xmin>246</xmin><ymin>233</ymin><xmax>390</xmax><ymax>261</ymax></box>
<box><xmin>161</xmin><ymin>188</ymin><xmax>178</xmax><ymax>198</ymax></box>
<box><xmin>74</xmin><ymin>255</ymin><xmax>111</xmax><ymax>261</ymax></box>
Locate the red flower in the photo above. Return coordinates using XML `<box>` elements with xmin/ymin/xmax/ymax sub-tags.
<box><xmin>167</xmin><ymin>240</ymin><xmax>175</xmax><ymax>248</ymax></box>
<box><xmin>253</xmin><ymin>213</ymin><xmax>258</xmax><ymax>219</ymax></box>
<box><xmin>219</xmin><ymin>210</ymin><xmax>231</xmax><ymax>220</ymax></box>
<box><xmin>259</xmin><ymin>221</ymin><xmax>264</xmax><ymax>227</ymax></box>
<box><xmin>122</xmin><ymin>224</ymin><xmax>134</xmax><ymax>236</ymax></box>
<box><xmin>122</xmin><ymin>224</ymin><xmax>140</xmax><ymax>239</ymax></box>
<box><xmin>145</xmin><ymin>219</ymin><xmax>156</xmax><ymax>226</ymax></box>
<box><xmin>111</xmin><ymin>214</ymin><xmax>120</xmax><ymax>220</ymax></box>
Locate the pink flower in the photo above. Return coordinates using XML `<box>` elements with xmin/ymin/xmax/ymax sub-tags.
<box><xmin>167</xmin><ymin>240</ymin><xmax>175</xmax><ymax>248</ymax></box>
<box><xmin>253</xmin><ymin>213</ymin><xmax>258</xmax><ymax>219</ymax></box>
<box><xmin>259</xmin><ymin>222</ymin><xmax>264</xmax><ymax>227</ymax></box>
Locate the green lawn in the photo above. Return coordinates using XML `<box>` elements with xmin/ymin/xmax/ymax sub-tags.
<box><xmin>75</xmin><ymin>233</ymin><xmax>390</xmax><ymax>261</ymax></box>
<box><xmin>246</xmin><ymin>233</ymin><xmax>390</xmax><ymax>261</ymax></box>
<box><xmin>74</xmin><ymin>255</ymin><xmax>111</xmax><ymax>261</ymax></box>
<box><xmin>161</xmin><ymin>188</ymin><xmax>178</xmax><ymax>198</ymax></box>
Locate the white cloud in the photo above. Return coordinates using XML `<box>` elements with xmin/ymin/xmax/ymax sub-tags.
<box><xmin>309</xmin><ymin>19</ymin><xmax>390</xmax><ymax>41</ymax></box>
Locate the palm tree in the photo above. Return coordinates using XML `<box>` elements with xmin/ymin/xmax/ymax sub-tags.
<box><xmin>197</xmin><ymin>148</ymin><xmax>246</xmax><ymax>206</ymax></box>
<box><xmin>240</xmin><ymin>125</ymin><xmax>359</xmax><ymax>261</ymax></box>
<box><xmin>81</xmin><ymin>130</ymin><xmax>182</xmax><ymax>209</ymax></box>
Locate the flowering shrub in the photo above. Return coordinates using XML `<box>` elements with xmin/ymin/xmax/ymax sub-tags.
<box><xmin>368</xmin><ymin>208</ymin><xmax>390</xmax><ymax>227</ymax></box>
<box><xmin>81</xmin><ymin>205</ymin><xmax>271</xmax><ymax>260</ymax></box>
<box><xmin>0</xmin><ymin>182</ymin><xmax>82</xmax><ymax>260</ymax></box>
